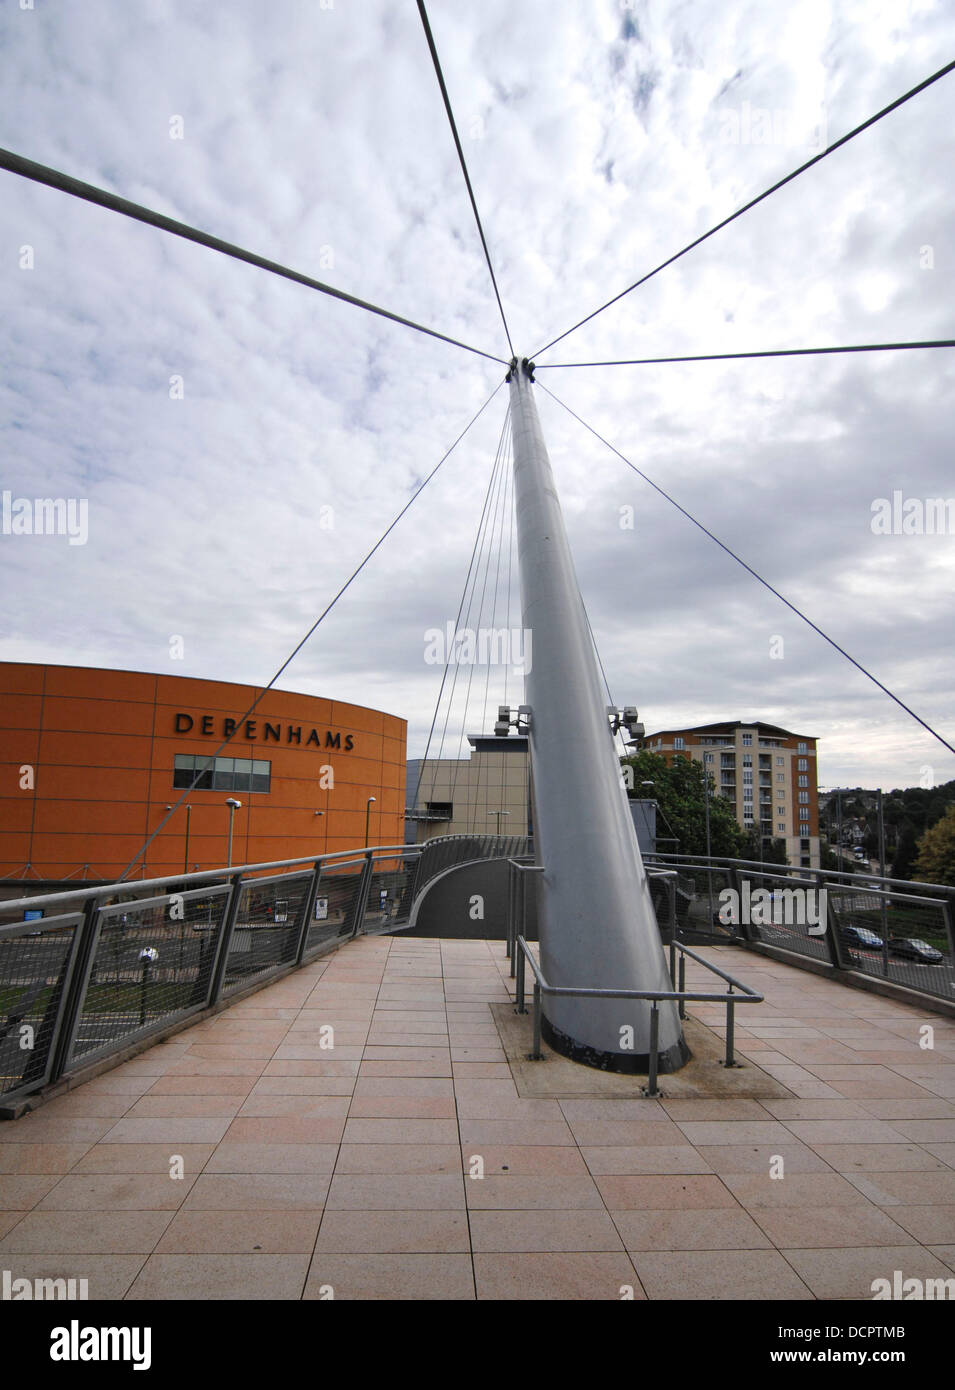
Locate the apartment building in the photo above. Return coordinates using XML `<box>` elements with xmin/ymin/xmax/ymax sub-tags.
<box><xmin>642</xmin><ymin>720</ymin><xmax>820</xmax><ymax>869</ymax></box>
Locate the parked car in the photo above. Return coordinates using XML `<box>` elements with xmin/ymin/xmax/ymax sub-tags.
<box><xmin>839</xmin><ymin>924</ymin><xmax>884</xmax><ymax>952</ymax></box>
<box><xmin>887</xmin><ymin>937</ymin><xmax>944</xmax><ymax>964</ymax></box>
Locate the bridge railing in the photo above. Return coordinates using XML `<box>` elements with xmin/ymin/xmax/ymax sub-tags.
<box><xmin>644</xmin><ymin>851</ymin><xmax>955</xmax><ymax>1004</ymax></box>
<box><xmin>0</xmin><ymin>834</ymin><xmax>523</xmax><ymax>1109</ymax></box>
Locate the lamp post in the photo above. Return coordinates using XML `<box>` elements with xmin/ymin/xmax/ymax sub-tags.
<box><xmin>314</xmin><ymin>810</ymin><xmax>326</xmax><ymax>852</ymax></box>
<box><xmin>364</xmin><ymin>796</ymin><xmax>376</xmax><ymax>848</ymax></box>
<box><xmin>225</xmin><ymin>798</ymin><xmax>242</xmax><ymax>868</ymax></box>
<box><xmin>494</xmin><ymin>810</ymin><xmax>510</xmax><ymax>835</ymax></box>
<box><xmin>183</xmin><ymin>805</ymin><xmax>192</xmax><ymax>875</ymax></box>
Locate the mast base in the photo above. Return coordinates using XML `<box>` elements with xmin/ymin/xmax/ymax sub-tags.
<box><xmin>541</xmin><ymin>1014</ymin><xmax>691</xmax><ymax>1075</ymax></box>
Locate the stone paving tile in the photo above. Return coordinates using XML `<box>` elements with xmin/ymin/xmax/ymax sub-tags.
<box><xmin>335</xmin><ymin>1144</ymin><xmax>462</xmax><ymax>1175</ymax></box>
<box><xmin>0</xmin><ymin>1117</ymin><xmax>119</xmax><ymax>1145</ymax></box>
<box><xmin>204</xmin><ymin>1143</ymin><xmax>339</xmax><ymax>1174</ymax></box>
<box><xmin>314</xmin><ymin>1210</ymin><xmax>470</xmax><ymax>1253</ymax></box>
<box><xmin>155</xmin><ymin>1209</ymin><xmax>323</xmax><ymax>1253</ymax></box>
<box><xmin>473</xmin><ymin>1252</ymin><xmax>643</xmax><ymax>1300</ymax></box>
<box><xmin>183</xmin><ymin>1173</ymin><xmax>331</xmax><ymax>1209</ymax></box>
<box><xmin>124</xmin><ymin>1095</ymin><xmax>245</xmax><ymax>1119</ymax></box>
<box><xmin>36</xmin><ymin>1173</ymin><xmax>196</xmax><ymax>1210</ymax></box>
<box><xmin>0</xmin><ymin>1175</ymin><xmax>62</xmax><ymax>1209</ymax></box>
<box><xmin>674</xmin><ymin>1120</ymin><xmax>795</xmax><ymax>1147</ymax></box>
<box><xmin>612</xmin><ymin>1208</ymin><xmax>773</xmax><ymax>1251</ymax></box>
<box><xmin>457</xmin><ymin>1119</ymin><xmax>576</xmax><ymax>1147</ymax></box>
<box><xmin>469</xmin><ymin>1210</ymin><xmax>624</xmax><ymax>1253</ymax></box>
<box><xmin>929</xmin><ymin>1246</ymin><xmax>955</xmax><ymax>1272</ymax></box>
<box><xmin>782</xmin><ymin>1247</ymin><xmax>955</xmax><ymax>1300</ymax></box>
<box><xmin>630</xmin><ymin>1249</ymin><xmax>813</xmax><ymax>1300</ymax></box>
<box><xmin>126</xmin><ymin>1252</ymin><xmax>310</xmax><ymax>1300</ymax></box>
<box><xmin>459</xmin><ymin>1144</ymin><xmax>589</xmax><ymax>1176</ymax></box>
<box><xmin>0</xmin><ymin>1210</ymin><xmax>174</xmax><ymax>1254</ymax></box>
<box><xmin>721</xmin><ymin>1172</ymin><xmax>869</xmax><ymax>1207</ymax></box>
<box><xmin>887</xmin><ymin>1206</ymin><xmax>955</xmax><ymax>1243</ymax></box>
<box><xmin>223</xmin><ymin>1116</ymin><xmax>345</xmax><ymax>1145</ymax></box>
<box><xmin>0</xmin><ymin>1143</ymin><xmax>92</xmax><ymax>1173</ymax></box>
<box><xmin>779</xmin><ymin>1119</ymin><xmax>913</xmax><ymax>1145</ymax></box>
<box><xmin>582</xmin><ymin>1146</ymin><xmax>713</xmax><ymax>1175</ymax></box>
<box><xmin>326</xmin><ymin>1174</ymin><xmax>465</xmax><ymax>1209</ymax></box>
<box><xmin>809</xmin><ymin>1144</ymin><xmax>948</xmax><ymax>1173</ymax></box>
<box><xmin>304</xmin><ymin>1253</ymin><xmax>475</xmax><ymax>1300</ymax></box>
<box><xmin>751</xmin><ymin>1203</ymin><xmax>919</xmax><ymax>1248</ymax></box>
<box><xmin>843</xmin><ymin>1169</ymin><xmax>955</xmax><ymax>1205</ymax></box>
<box><xmin>0</xmin><ymin>1253</ymin><xmax>146</xmax><ymax>1298</ymax></box>
<box><xmin>465</xmin><ymin>1176</ymin><xmax>604</xmax><ymax>1209</ymax></box>
<box><xmin>595</xmin><ymin>1175</ymin><xmax>737</xmax><ymax>1210</ymax></box>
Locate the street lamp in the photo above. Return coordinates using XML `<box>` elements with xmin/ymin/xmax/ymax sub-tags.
<box><xmin>225</xmin><ymin>798</ymin><xmax>242</xmax><ymax>868</ymax></box>
<box><xmin>364</xmin><ymin>796</ymin><xmax>376</xmax><ymax>848</ymax></box>
<box><xmin>494</xmin><ymin>810</ymin><xmax>510</xmax><ymax>835</ymax></box>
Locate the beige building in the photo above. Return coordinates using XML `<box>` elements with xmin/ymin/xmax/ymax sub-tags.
<box><xmin>643</xmin><ymin>720</ymin><xmax>820</xmax><ymax>869</ymax></box>
<box><xmin>406</xmin><ymin>734</ymin><xmax>530</xmax><ymax>842</ymax></box>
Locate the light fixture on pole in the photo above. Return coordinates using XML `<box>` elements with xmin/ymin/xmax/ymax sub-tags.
<box><xmin>225</xmin><ymin>798</ymin><xmax>242</xmax><ymax>868</ymax></box>
<box><xmin>364</xmin><ymin>796</ymin><xmax>376</xmax><ymax>848</ymax></box>
<box><xmin>494</xmin><ymin>810</ymin><xmax>510</xmax><ymax>835</ymax></box>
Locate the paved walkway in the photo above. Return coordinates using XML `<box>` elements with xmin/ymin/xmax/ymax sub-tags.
<box><xmin>2</xmin><ymin>936</ymin><xmax>955</xmax><ymax>1300</ymax></box>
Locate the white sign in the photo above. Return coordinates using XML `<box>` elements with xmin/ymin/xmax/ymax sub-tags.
<box><xmin>315</xmin><ymin>898</ymin><xmax>329</xmax><ymax>921</ymax></box>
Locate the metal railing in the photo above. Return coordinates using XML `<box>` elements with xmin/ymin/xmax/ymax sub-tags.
<box><xmin>513</xmin><ymin>934</ymin><xmax>763</xmax><ymax>1097</ymax></box>
<box><xmin>644</xmin><ymin>851</ymin><xmax>955</xmax><ymax>1004</ymax></box>
<box><xmin>0</xmin><ymin>834</ymin><xmax>521</xmax><ymax>1108</ymax></box>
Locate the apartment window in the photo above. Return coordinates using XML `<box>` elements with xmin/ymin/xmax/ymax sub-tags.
<box><xmin>674</xmin><ymin>736</ymin><xmax>684</xmax><ymax>750</ymax></box>
<box><xmin>776</xmin><ymin>773</ymin><xmax>785</xmax><ymax>783</ymax></box>
<box><xmin>742</xmin><ymin>734</ymin><xmax>752</xmax><ymax>746</ymax></box>
<box><xmin>173</xmin><ymin>754</ymin><xmax>271</xmax><ymax>793</ymax></box>
<box><xmin>798</xmin><ymin>758</ymin><xmax>808</xmax><ymax>771</ymax></box>
<box><xmin>799</xmin><ymin>807</ymin><xmax>810</xmax><ymax>822</ymax></box>
<box><xmin>798</xmin><ymin>742</ymin><xmax>807</xmax><ymax>753</ymax></box>
<box><xmin>743</xmin><ymin>788</ymin><xmax>753</xmax><ymax>801</ymax></box>
<box><xmin>777</xmin><ymin>821</ymin><xmax>786</xmax><ymax>832</ymax></box>
<box><xmin>799</xmin><ymin>792</ymin><xmax>809</xmax><ymax>803</ymax></box>
<box><xmin>742</xmin><ymin>754</ymin><xmax>752</xmax><ymax>766</ymax></box>
<box><xmin>744</xmin><ymin>813</ymin><xmax>754</xmax><ymax>824</ymax></box>
<box><xmin>800</xmin><ymin>838</ymin><xmax>811</xmax><ymax>851</ymax></box>
<box><xmin>743</xmin><ymin>770</ymin><xmax>753</xmax><ymax>783</ymax></box>
<box><xmin>776</xmin><ymin>757</ymin><xmax>784</xmax><ymax>766</ymax></box>
<box><xmin>800</xmin><ymin>855</ymin><xmax>811</xmax><ymax>868</ymax></box>
<box><xmin>798</xmin><ymin>775</ymin><xmax>808</xmax><ymax>788</ymax></box>
<box><xmin>704</xmin><ymin>752</ymin><xmax>713</xmax><ymax>763</ymax></box>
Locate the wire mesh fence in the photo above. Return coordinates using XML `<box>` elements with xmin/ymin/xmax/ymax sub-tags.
<box><xmin>0</xmin><ymin>914</ymin><xmax>82</xmax><ymax>1103</ymax></box>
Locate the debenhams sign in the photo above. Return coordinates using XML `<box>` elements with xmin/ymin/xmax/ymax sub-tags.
<box><xmin>175</xmin><ymin>712</ymin><xmax>355</xmax><ymax>751</ymax></box>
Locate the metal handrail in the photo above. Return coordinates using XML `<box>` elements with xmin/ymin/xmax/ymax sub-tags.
<box><xmin>513</xmin><ymin>934</ymin><xmax>763</xmax><ymax>1096</ymax></box>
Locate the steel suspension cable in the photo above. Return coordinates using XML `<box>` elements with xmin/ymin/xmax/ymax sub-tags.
<box><xmin>538</xmin><ymin>380</ymin><xmax>955</xmax><ymax>759</ymax></box>
<box><xmin>0</xmin><ymin>146</ymin><xmax>508</xmax><ymax>367</ymax></box>
<box><xmin>537</xmin><ymin>338</ymin><xmax>955</xmax><ymax>370</ymax></box>
<box><xmin>120</xmin><ymin>380</ymin><xmax>505</xmax><ymax>878</ymax></box>
<box><xmin>531</xmin><ymin>59</ymin><xmax>955</xmax><ymax>360</ymax></box>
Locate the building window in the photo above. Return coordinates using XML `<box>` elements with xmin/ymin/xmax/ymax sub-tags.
<box><xmin>674</xmin><ymin>737</ymin><xmax>684</xmax><ymax>750</ymax></box>
<box><xmin>426</xmin><ymin>801</ymin><xmax>453</xmax><ymax>819</ymax></box>
<box><xmin>704</xmin><ymin>752</ymin><xmax>713</xmax><ymax>763</ymax></box>
<box><xmin>173</xmin><ymin>754</ymin><xmax>270</xmax><ymax>793</ymax></box>
<box><xmin>798</xmin><ymin>742</ymin><xmax>807</xmax><ymax>753</ymax></box>
<box><xmin>776</xmin><ymin>757</ymin><xmax>784</xmax><ymax>766</ymax></box>
<box><xmin>743</xmin><ymin>788</ymin><xmax>753</xmax><ymax>801</ymax></box>
<box><xmin>800</xmin><ymin>838</ymin><xmax>811</xmax><ymax>850</ymax></box>
<box><xmin>798</xmin><ymin>758</ymin><xmax>808</xmax><ymax>771</ymax></box>
<box><xmin>799</xmin><ymin>808</ymin><xmax>809</xmax><ymax>822</ymax></box>
<box><xmin>800</xmin><ymin>855</ymin><xmax>811</xmax><ymax>868</ymax></box>
<box><xmin>777</xmin><ymin>821</ymin><xmax>787</xmax><ymax>832</ymax></box>
<box><xmin>742</xmin><ymin>754</ymin><xmax>752</xmax><ymax>766</ymax></box>
<box><xmin>743</xmin><ymin>771</ymin><xmax>753</xmax><ymax>783</ymax></box>
<box><xmin>742</xmin><ymin>734</ymin><xmax>752</xmax><ymax>745</ymax></box>
<box><xmin>799</xmin><ymin>792</ymin><xmax>809</xmax><ymax>803</ymax></box>
<box><xmin>776</xmin><ymin>773</ymin><xmax>785</xmax><ymax>783</ymax></box>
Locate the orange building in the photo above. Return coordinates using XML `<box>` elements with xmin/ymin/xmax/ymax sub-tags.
<box><xmin>0</xmin><ymin>663</ymin><xmax>406</xmax><ymax>881</ymax></box>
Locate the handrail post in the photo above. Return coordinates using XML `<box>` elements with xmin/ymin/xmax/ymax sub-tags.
<box><xmin>724</xmin><ymin>989</ymin><xmax>736</xmax><ymax>1068</ymax></box>
<box><xmin>207</xmin><ymin>871</ymin><xmax>245</xmax><ymax>1005</ymax></box>
<box><xmin>645</xmin><ymin>1002</ymin><xmax>660</xmax><ymax>1097</ymax></box>
<box><xmin>295</xmin><ymin>859</ymin><xmax>324</xmax><ymax>965</ymax></box>
<box><xmin>350</xmin><ymin>851</ymin><xmax>376</xmax><ymax>938</ymax></box>
<box><xmin>49</xmin><ymin>894</ymin><xmax>103</xmax><ymax>1083</ymax></box>
<box><xmin>677</xmin><ymin>952</ymin><xmax>686</xmax><ymax>1020</ymax></box>
<box><xmin>669</xmin><ymin>936</ymin><xmax>676</xmax><ymax>989</ymax></box>
<box><xmin>516</xmin><ymin>939</ymin><xmax>526</xmax><ymax>1015</ymax></box>
<box><xmin>532</xmin><ymin>979</ymin><xmax>542</xmax><ymax>1059</ymax></box>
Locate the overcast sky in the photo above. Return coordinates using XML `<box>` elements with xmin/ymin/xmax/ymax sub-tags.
<box><xmin>1</xmin><ymin>0</ymin><xmax>953</xmax><ymax>794</ymax></box>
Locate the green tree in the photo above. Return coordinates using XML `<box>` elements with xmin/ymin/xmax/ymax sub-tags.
<box><xmin>890</xmin><ymin>821</ymin><xmax>919</xmax><ymax>881</ymax></box>
<box><xmin>739</xmin><ymin>827</ymin><xmax>789</xmax><ymax>866</ymax></box>
<box><xmin>621</xmin><ymin>751</ymin><xmax>744</xmax><ymax>859</ymax></box>
<box><xmin>913</xmin><ymin>806</ymin><xmax>955</xmax><ymax>887</ymax></box>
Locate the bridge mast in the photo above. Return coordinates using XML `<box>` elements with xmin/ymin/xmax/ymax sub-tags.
<box><xmin>507</xmin><ymin>357</ymin><xmax>689</xmax><ymax>1072</ymax></box>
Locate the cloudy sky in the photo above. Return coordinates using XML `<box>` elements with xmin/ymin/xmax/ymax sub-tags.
<box><xmin>1</xmin><ymin>0</ymin><xmax>953</xmax><ymax>795</ymax></box>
